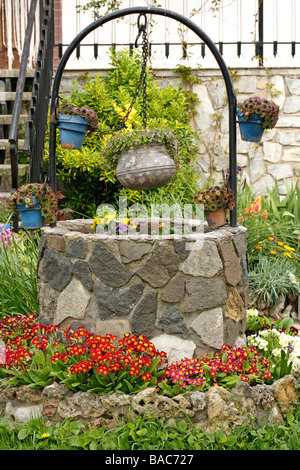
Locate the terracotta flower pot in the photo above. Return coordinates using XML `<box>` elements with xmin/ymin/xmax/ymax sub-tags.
<box><xmin>204</xmin><ymin>208</ymin><xmax>227</xmax><ymax>227</ymax></box>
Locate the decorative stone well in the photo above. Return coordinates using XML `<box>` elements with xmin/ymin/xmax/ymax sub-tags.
<box><xmin>37</xmin><ymin>219</ymin><xmax>249</xmax><ymax>360</ymax></box>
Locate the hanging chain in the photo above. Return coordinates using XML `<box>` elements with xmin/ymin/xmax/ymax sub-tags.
<box><xmin>56</xmin><ymin>14</ymin><xmax>148</xmax><ymax>134</ymax></box>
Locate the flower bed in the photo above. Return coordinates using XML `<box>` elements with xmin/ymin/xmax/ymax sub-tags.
<box><xmin>0</xmin><ymin>313</ymin><xmax>297</xmax><ymax>431</ymax></box>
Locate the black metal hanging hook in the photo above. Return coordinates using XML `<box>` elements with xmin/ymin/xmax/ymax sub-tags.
<box><xmin>135</xmin><ymin>13</ymin><xmax>147</xmax><ymax>48</ymax></box>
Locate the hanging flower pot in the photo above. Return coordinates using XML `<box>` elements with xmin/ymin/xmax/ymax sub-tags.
<box><xmin>236</xmin><ymin>108</ymin><xmax>264</xmax><ymax>143</ymax></box>
<box><xmin>57</xmin><ymin>115</ymin><xmax>88</xmax><ymax>149</ymax></box>
<box><xmin>104</xmin><ymin>128</ymin><xmax>179</xmax><ymax>191</ymax></box>
<box><xmin>194</xmin><ymin>185</ymin><xmax>236</xmax><ymax>228</ymax></box>
<box><xmin>50</xmin><ymin>103</ymin><xmax>99</xmax><ymax>150</ymax></box>
<box><xmin>17</xmin><ymin>197</ymin><xmax>44</xmax><ymax>229</ymax></box>
<box><xmin>236</xmin><ymin>97</ymin><xmax>279</xmax><ymax>143</ymax></box>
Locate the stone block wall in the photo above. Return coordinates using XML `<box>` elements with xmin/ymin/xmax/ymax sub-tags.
<box><xmin>37</xmin><ymin>220</ymin><xmax>249</xmax><ymax>361</ymax></box>
<box><xmin>179</xmin><ymin>67</ymin><xmax>300</xmax><ymax>195</ymax></box>
<box><xmin>61</xmin><ymin>67</ymin><xmax>300</xmax><ymax>195</ymax></box>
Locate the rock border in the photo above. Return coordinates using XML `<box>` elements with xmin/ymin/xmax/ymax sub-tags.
<box><xmin>0</xmin><ymin>375</ymin><xmax>297</xmax><ymax>432</ymax></box>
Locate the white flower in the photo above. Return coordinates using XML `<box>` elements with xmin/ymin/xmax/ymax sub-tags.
<box><xmin>257</xmin><ymin>339</ymin><xmax>268</xmax><ymax>351</ymax></box>
<box><xmin>272</xmin><ymin>348</ymin><xmax>282</xmax><ymax>358</ymax></box>
<box><xmin>246</xmin><ymin>308</ymin><xmax>259</xmax><ymax>319</ymax></box>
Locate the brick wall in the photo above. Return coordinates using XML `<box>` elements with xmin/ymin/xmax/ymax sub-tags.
<box><xmin>53</xmin><ymin>0</ymin><xmax>62</xmax><ymax>69</ymax></box>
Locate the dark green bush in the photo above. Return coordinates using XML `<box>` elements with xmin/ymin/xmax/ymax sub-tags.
<box><xmin>48</xmin><ymin>49</ymin><xmax>200</xmax><ymax>217</ymax></box>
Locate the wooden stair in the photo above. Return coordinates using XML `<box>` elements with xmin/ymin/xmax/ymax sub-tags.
<box><xmin>0</xmin><ymin>69</ymin><xmax>34</xmax><ymax>193</ymax></box>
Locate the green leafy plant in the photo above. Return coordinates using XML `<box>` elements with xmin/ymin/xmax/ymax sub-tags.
<box><xmin>44</xmin><ymin>49</ymin><xmax>200</xmax><ymax>217</ymax></box>
<box><xmin>158</xmin><ymin>344</ymin><xmax>273</xmax><ymax>396</ymax></box>
<box><xmin>246</xmin><ymin>309</ymin><xmax>299</xmax><ymax>380</ymax></box>
<box><xmin>0</xmin><ymin>314</ymin><xmax>167</xmax><ymax>395</ymax></box>
<box><xmin>237</xmin><ymin>96</ymin><xmax>279</xmax><ymax>129</ymax></box>
<box><xmin>248</xmin><ymin>256</ymin><xmax>300</xmax><ymax>309</ymax></box>
<box><xmin>0</xmin><ymin>232</ymin><xmax>39</xmax><ymax>317</ymax></box>
<box><xmin>103</xmin><ymin>127</ymin><xmax>180</xmax><ymax>172</ymax></box>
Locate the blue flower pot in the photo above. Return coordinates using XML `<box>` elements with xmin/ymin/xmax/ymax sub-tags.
<box><xmin>17</xmin><ymin>197</ymin><xmax>44</xmax><ymax>229</ymax></box>
<box><xmin>57</xmin><ymin>115</ymin><xmax>88</xmax><ymax>149</ymax></box>
<box><xmin>237</xmin><ymin>108</ymin><xmax>265</xmax><ymax>142</ymax></box>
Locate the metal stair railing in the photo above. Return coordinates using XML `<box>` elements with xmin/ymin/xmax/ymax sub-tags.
<box><xmin>9</xmin><ymin>0</ymin><xmax>54</xmax><ymax>232</ymax></box>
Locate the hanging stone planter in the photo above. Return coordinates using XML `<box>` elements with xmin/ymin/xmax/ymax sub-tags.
<box><xmin>115</xmin><ymin>142</ymin><xmax>177</xmax><ymax>190</ymax></box>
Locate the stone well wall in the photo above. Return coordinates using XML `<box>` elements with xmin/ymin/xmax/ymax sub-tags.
<box><xmin>37</xmin><ymin>219</ymin><xmax>248</xmax><ymax>360</ymax></box>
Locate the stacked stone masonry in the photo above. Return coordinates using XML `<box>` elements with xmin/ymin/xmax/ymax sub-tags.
<box><xmin>0</xmin><ymin>375</ymin><xmax>297</xmax><ymax>431</ymax></box>
<box><xmin>61</xmin><ymin>67</ymin><xmax>300</xmax><ymax>195</ymax></box>
<box><xmin>37</xmin><ymin>219</ymin><xmax>249</xmax><ymax>360</ymax></box>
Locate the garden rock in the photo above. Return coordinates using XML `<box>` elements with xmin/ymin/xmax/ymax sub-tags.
<box><xmin>160</xmin><ymin>273</ymin><xmax>185</xmax><ymax>303</ymax></box>
<box><xmin>157</xmin><ymin>304</ymin><xmax>189</xmax><ymax>337</ymax></box>
<box><xmin>181</xmin><ymin>240</ymin><xmax>223</xmax><ymax>277</ymax></box>
<box><xmin>269</xmin><ymin>374</ymin><xmax>298</xmax><ymax>413</ymax></box>
<box><xmin>89</xmin><ymin>243</ymin><xmax>133</xmax><ymax>287</ymax></box>
<box><xmin>150</xmin><ymin>334</ymin><xmax>196</xmax><ymax>363</ymax></box>
<box><xmin>42</xmin><ymin>248</ymin><xmax>72</xmax><ymax>291</ymax></box>
<box><xmin>0</xmin><ymin>378</ymin><xmax>297</xmax><ymax>430</ymax></box>
<box><xmin>94</xmin><ymin>283</ymin><xmax>144</xmax><ymax>319</ymax></box>
<box><xmin>190</xmin><ymin>308</ymin><xmax>224</xmax><ymax>349</ymax></box>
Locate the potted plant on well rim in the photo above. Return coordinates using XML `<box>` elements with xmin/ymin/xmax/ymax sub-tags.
<box><xmin>236</xmin><ymin>96</ymin><xmax>279</xmax><ymax>142</ymax></box>
<box><xmin>102</xmin><ymin>127</ymin><xmax>180</xmax><ymax>190</ymax></box>
<box><xmin>193</xmin><ymin>185</ymin><xmax>235</xmax><ymax>227</ymax></box>
<box><xmin>6</xmin><ymin>183</ymin><xmax>58</xmax><ymax>229</ymax></box>
<box><xmin>50</xmin><ymin>103</ymin><xmax>99</xmax><ymax>150</ymax></box>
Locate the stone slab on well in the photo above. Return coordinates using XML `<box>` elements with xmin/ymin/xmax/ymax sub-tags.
<box><xmin>38</xmin><ymin>220</ymin><xmax>249</xmax><ymax>359</ymax></box>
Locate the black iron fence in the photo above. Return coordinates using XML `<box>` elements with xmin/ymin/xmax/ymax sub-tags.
<box><xmin>9</xmin><ymin>0</ymin><xmax>54</xmax><ymax>231</ymax></box>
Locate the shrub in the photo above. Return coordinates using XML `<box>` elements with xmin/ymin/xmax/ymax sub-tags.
<box><xmin>47</xmin><ymin>49</ymin><xmax>200</xmax><ymax>217</ymax></box>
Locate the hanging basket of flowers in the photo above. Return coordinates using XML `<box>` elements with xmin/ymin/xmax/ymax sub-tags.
<box><xmin>237</xmin><ymin>97</ymin><xmax>279</xmax><ymax>142</ymax></box>
<box><xmin>194</xmin><ymin>185</ymin><xmax>235</xmax><ymax>227</ymax></box>
<box><xmin>103</xmin><ymin>128</ymin><xmax>179</xmax><ymax>190</ymax></box>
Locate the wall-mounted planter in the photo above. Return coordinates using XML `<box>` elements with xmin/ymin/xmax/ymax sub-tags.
<box><xmin>236</xmin><ymin>108</ymin><xmax>264</xmax><ymax>142</ymax></box>
<box><xmin>57</xmin><ymin>115</ymin><xmax>88</xmax><ymax>149</ymax></box>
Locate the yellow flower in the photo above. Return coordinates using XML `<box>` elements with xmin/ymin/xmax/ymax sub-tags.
<box><xmin>91</xmin><ymin>217</ymin><xmax>100</xmax><ymax>229</ymax></box>
<box><xmin>283</xmin><ymin>245</ymin><xmax>295</xmax><ymax>251</ymax></box>
<box><xmin>255</xmin><ymin>245</ymin><xmax>261</xmax><ymax>249</ymax></box>
<box><xmin>267</xmin><ymin>236</ymin><xmax>275</xmax><ymax>241</ymax></box>
<box><xmin>270</xmin><ymin>250</ymin><xmax>277</xmax><ymax>255</ymax></box>
<box><xmin>42</xmin><ymin>433</ymin><xmax>50</xmax><ymax>439</ymax></box>
<box><xmin>277</xmin><ymin>242</ymin><xmax>283</xmax><ymax>246</ymax></box>
<box><xmin>284</xmin><ymin>252</ymin><xmax>293</xmax><ymax>258</ymax></box>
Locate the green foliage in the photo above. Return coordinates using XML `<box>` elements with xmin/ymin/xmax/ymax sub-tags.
<box><xmin>2</xmin><ymin>402</ymin><xmax>300</xmax><ymax>450</ymax></box>
<box><xmin>248</xmin><ymin>256</ymin><xmax>300</xmax><ymax>308</ymax></box>
<box><xmin>51</xmin><ymin>49</ymin><xmax>200</xmax><ymax>217</ymax></box>
<box><xmin>236</xmin><ymin>177</ymin><xmax>300</xmax><ymax>307</ymax></box>
<box><xmin>0</xmin><ymin>231</ymin><xmax>39</xmax><ymax>317</ymax></box>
